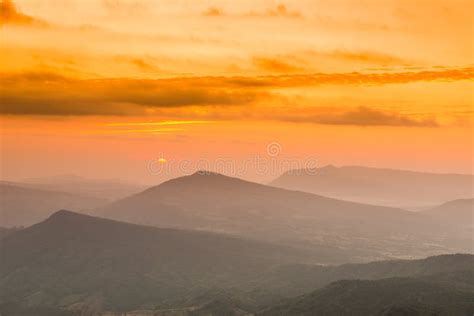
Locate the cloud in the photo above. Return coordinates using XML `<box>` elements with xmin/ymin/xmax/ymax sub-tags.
<box><xmin>222</xmin><ymin>66</ymin><xmax>474</xmax><ymax>88</ymax></box>
<box><xmin>0</xmin><ymin>71</ymin><xmax>264</xmax><ymax>116</ymax></box>
<box><xmin>0</xmin><ymin>67</ymin><xmax>471</xmax><ymax>116</ymax></box>
<box><xmin>0</xmin><ymin>0</ymin><xmax>47</xmax><ymax>26</ymax></box>
<box><xmin>279</xmin><ymin>107</ymin><xmax>439</xmax><ymax>127</ymax></box>
<box><xmin>267</xmin><ymin>4</ymin><xmax>301</xmax><ymax>18</ymax></box>
<box><xmin>202</xmin><ymin>7</ymin><xmax>224</xmax><ymax>17</ymax></box>
<box><xmin>101</xmin><ymin>0</ymin><xmax>149</xmax><ymax>16</ymax></box>
<box><xmin>105</xmin><ymin>120</ymin><xmax>214</xmax><ymax>127</ymax></box>
<box><xmin>319</xmin><ymin>50</ymin><xmax>409</xmax><ymax>65</ymax></box>
<box><xmin>253</xmin><ymin>57</ymin><xmax>304</xmax><ymax>73</ymax></box>
<box><xmin>203</xmin><ymin>4</ymin><xmax>302</xmax><ymax>19</ymax></box>
<box><xmin>115</xmin><ymin>55</ymin><xmax>161</xmax><ymax>73</ymax></box>
<box><xmin>246</xmin><ymin>4</ymin><xmax>302</xmax><ymax>18</ymax></box>
<box><xmin>252</xmin><ymin>50</ymin><xmax>410</xmax><ymax>74</ymax></box>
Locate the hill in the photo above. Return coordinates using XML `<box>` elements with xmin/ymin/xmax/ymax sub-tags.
<box><xmin>3</xmin><ymin>222</ymin><xmax>471</xmax><ymax>316</ymax></box>
<box><xmin>260</xmin><ymin>272</ymin><xmax>474</xmax><ymax>316</ymax></box>
<box><xmin>270</xmin><ymin>165</ymin><xmax>474</xmax><ymax>208</ymax></box>
<box><xmin>0</xmin><ymin>226</ymin><xmax>21</xmax><ymax>239</ymax></box>
<box><xmin>0</xmin><ymin>210</ymin><xmax>312</xmax><ymax>315</ymax></box>
<box><xmin>422</xmin><ymin>199</ymin><xmax>474</xmax><ymax>227</ymax></box>
<box><xmin>1</xmin><ymin>217</ymin><xmax>471</xmax><ymax>316</ymax></box>
<box><xmin>18</xmin><ymin>174</ymin><xmax>148</xmax><ymax>201</ymax></box>
<box><xmin>99</xmin><ymin>171</ymin><xmax>471</xmax><ymax>262</ymax></box>
<box><xmin>249</xmin><ymin>254</ymin><xmax>474</xmax><ymax>301</ymax></box>
<box><xmin>0</xmin><ymin>183</ymin><xmax>106</xmax><ymax>226</ymax></box>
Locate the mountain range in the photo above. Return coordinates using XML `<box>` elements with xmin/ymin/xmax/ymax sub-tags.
<box><xmin>98</xmin><ymin>171</ymin><xmax>472</xmax><ymax>262</ymax></box>
<box><xmin>270</xmin><ymin>165</ymin><xmax>474</xmax><ymax>207</ymax></box>
<box><xmin>18</xmin><ymin>174</ymin><xmax>148</xmax><ymax>201</ymax></box>
<box><xmin>260</xmin><ymin>272</ymin><xmax>474</xmax><ymax>316</ymax></box>
<box><xmin>0</xmin><ymin>175</ymin><xmax>147</xmax><ymax>227</ymax></box>
<box><xmin>1</xmin><ymin>210</ymin><xmax>472</xmax><ymax>315</ymax></box>
<box><xmin>422</xmin><ymin>198</ymin><xmax>474</xmax><ymax>227</ymax></box>
<box><xmin>0</xmin><ymin>183</ymin><xmax>106</xmax><ymax>227</ymax></box>
<box><xmin>0</xmin><ymin>210</ymin><xmax>310</xmax><ymax>315</ymax></box>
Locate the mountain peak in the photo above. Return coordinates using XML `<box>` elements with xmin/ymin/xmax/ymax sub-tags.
<box><xmin>320</xmin><ymin>164</ymin><xmax>338</xmax><ymax>170</ymax></box>
<box><xmin>48</xmin><ymin>209</ymin><xmax>81</xmax><ymax>219</ymax></box>
<box><xmin>191</xmin><ymin>170</ymin><xmax>226</xmax><ymax>177</ymax></box>
<box><xmin>136</xmin><ymin>171</ymin><xmax>262</xmax><ymax>196</ymax></box>
<box><xmin>160</xmin><ymin>170</ymin><xmax>248</xmax><ymax>187</ymax></box>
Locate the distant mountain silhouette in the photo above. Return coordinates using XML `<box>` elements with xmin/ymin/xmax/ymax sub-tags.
<box><xmin>422</xmin><ymin>199</ymin><xmax>474</xmax><ymax>227</ymax></box>
<box><xmin>0</xmin><ymin>210</ymin><xmax>311</xmax><ymax>314</ymax></box>
<box><xmin>0</xmin><ymin>183</ymin><xmax>106</xmax><ymax>226</ymax></box>
<box><xmin>270</xmin><ymin>165</ymin><xmax>474</xmax><ymax>207</ymax></box>
<box><xmin>19</xmin><ymin>174</ymin><xmax>148</xmax><ymax>201</ymax></box>
<box><xmin>99</xmin><ymin>171</ymin><xmax>472</xmax><ymax>262</ymax></box>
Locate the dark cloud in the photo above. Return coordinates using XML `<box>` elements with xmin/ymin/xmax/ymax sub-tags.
<box><xmin>0</xmin><ymin>71</ymin><xmax>263</xmax><ymax>116</ymax></box>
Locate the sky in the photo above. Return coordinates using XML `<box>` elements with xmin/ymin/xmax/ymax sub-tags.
<box><xmin>0</xmin><ymin>0</ymin><xmax>473</xmax><ymax>184</ymax></box>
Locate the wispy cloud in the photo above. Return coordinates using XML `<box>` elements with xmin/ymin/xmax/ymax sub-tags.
<box><xmin>115</xmin><ymin>55</ymin><xmax>161</xmax><ymax>73</ymax></box>
<box><xmin>314</xmin><ymin>50</ymin><xmax>410</xmax><ymax>66</ymax></box>
<box><xmin>252</xmin><ymin>57</ymin><xmax>304</xmax><ymax>73</ymax></box>
<box><xmin>278</xmin><ymin>106</ymin><xmax>439</xmax><ymax>127</ymax></box>
<box><xmin>203</xmin><ymin>4</ymin><xmax>302</xmax><ymax>19</ymax></box>
<box><xmin>105</xmin><ymin>120</ymin><xmax>214</xmax><ymax>127</ymax></box>
<box><xmin>101</xmin><ymin>0</ymin><xmax>149</xmax><ymax>16</ymax></box>
<box><xmin>246</xmin><ymin>4</ymin><xmax>302</xmax><ymax>18</ymax></box>
<box><xmin>202</xmin><ymin>7</ymin><xmax>224</xmax><ymax>17</ymax></box>
<box><xmin>225</xmin><ymin>67</ymin><xmax>474</xmax><ymax>88</ymax></box>
<box><xmin>110</xmin><ymin>128</ymin><xmax>184</xmax><ymax>133</ymax></box>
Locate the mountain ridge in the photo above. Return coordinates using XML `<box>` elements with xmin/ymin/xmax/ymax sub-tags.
<box><xmin>0</xmin><ymin>183</ymin><xmax>107</xmax><ymax>227</ymax></box>
<box><xmin>98</xmin><ymin>171</ymin><xmax>472</xmax><ymax>262</ymax></box>
<box><xmin>270</xmin><ymin>165</ymin><xmax>474</xmax><ymax>207</ymax></box>
<box><xmin>1</xmin><ymin>211</ymin><xmax>473</xmax><ymax>315</ymax></box>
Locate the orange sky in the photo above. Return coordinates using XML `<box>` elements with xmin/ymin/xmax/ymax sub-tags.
<box><xmin>0</xmin><ymin>0</ymin><xmax>473</xmax><ymax>183</ymax></box>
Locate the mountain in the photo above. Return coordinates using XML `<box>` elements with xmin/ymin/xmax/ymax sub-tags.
<box><xmin>422</xmin><ymin>199</ymin><xmax>474</xmax><ymax>227</ymax></box>
<box><xmin>0</xmin><ymin>210</ymin><xmax>312</xmax><ymax>315</ymax></box>
<box><xmin>250</xmin><ymin>254</ymin><xmax>474</xmax><ymax>302</ymax></box>
<box><xmin>260</xmin><ymin>272</ymin><xmax>474</xmax><ymax>316</ymax></box>
<box><xmin>99</xmin><ymin>171</ymin><xmax>472</xmax><ymax>262</ymax></box>
<box><xmin>270</xmin><ymin>165</ymin><xmax>474</xmax><ymax>207</ymax></box>
<box><xmin>0</xmin><ymin>183</ymin><xmax>106</xmax><ymax>227</ymax></box>
<box><xmin>18</xmin><ymin>174</ymin><xmax>148</xmax><ymax>201</ymax></box>
<box><xmin>2</xmin><ymin>215</ymin><xmax>471</xmax><ymax>316</ymax></box>
<box><xmin>0</xmin><ymin>226</ymin><xmax>20</xmax><ymax>239</ymax></box>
